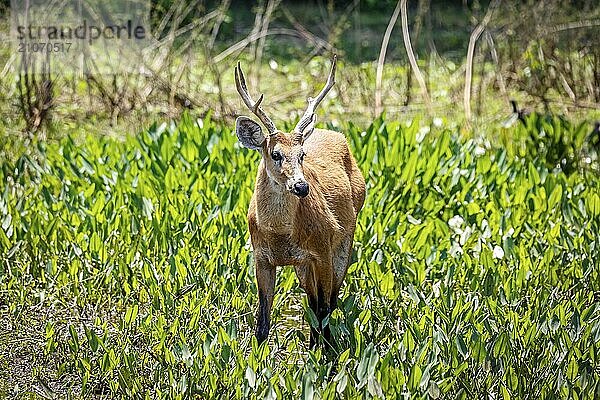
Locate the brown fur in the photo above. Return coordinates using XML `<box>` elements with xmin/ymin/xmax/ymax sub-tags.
<box><xmin>248</xmin><ymin>128</ymin><xmax>365</xmax><ymax>346</ymax></box>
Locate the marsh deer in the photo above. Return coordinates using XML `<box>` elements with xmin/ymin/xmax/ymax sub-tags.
<box><xmin>234</xmin><ymin>56</ymin><xmax>365</xmax><ymax>347</ymax></box>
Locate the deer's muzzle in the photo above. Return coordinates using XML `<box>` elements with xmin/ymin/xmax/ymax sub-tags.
<box><xmin>291</xmin><ymin>181</ymin><xmax>309</xmax><ymax>198</ymax></box>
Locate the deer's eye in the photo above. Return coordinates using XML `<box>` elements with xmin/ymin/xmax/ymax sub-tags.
<box><xmin>271</xmin><ymin>151</ymin><xmax>283</xmax><ymax>162</ymax></box>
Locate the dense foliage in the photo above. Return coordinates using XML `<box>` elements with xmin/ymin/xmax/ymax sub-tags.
<box><xmin>1</xmin><ymin>115</ymin><xmax>599</xmax><ymax>398</ymax></box>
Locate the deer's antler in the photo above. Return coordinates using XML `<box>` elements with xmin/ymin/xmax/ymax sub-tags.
<box><xmin>294</xmin><ymin>55</ymin><xmax>337</xmax><ymax>142</ymax></box>
<box><xmin>235</xmin><ymin>62</ymin><xmax>277</xmax><ymax>135</ymax></box>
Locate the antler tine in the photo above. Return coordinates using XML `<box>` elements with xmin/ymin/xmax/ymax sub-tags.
<box><xmin>235</xmin><ymin>62</ymin><xmax>277</xmax><ymax>134</ymax></box>
<box><xmin>253</xmin><ymin>94</ymin><xmax>264</xmax><ymax>113</ymax></box>
<box><xmin>295</xmin><ymin>55</ymin><xmax>337</xmax><ymax>135</ymax></box>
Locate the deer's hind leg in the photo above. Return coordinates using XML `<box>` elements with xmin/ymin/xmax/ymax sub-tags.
<box><xmin>314</xmin><ymin>258</ymin><xmax>334</xmax><ymax>346</ymax></box>
<box><xmin>296</xmin><ymin>258</ymin><xmax>335</xmax><ymax>347</ymax></box>
<box><xmin>331</xmin><ymin>235</ymin><xmax>354</xmax><ymax>310</ymax></box>
<box><xmin>294</xmin><ymin>263</ymin><xmax>320</xmax><ymax>347</ymax></box>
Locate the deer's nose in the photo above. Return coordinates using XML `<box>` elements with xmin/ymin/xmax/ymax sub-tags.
<box><xmin>292</xmin><ymin>181</ymin><xmax>309</xmax><ymax>198</ymax></box>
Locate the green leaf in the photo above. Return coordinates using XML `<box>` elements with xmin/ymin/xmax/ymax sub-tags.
<box><xmin>301</xmin><ymin>371</ymin><xmax>314</xmax><ymax>400</ymax></box>
<box><xmin>586</xmin><ymin>192</ymin><xmax>600</xmax><ymax>217</ymax></box>
<box><xmin>165</xmin><ymin>166</ymin><xmax>179</xmax><ymax>191</ymax></box>
<box><xmin>124</xmin><ymin>304</ymin><xmax>138</xmax><ymax>326</ymax></box>
<box><xmin>547</xmin><ymin>184</ymin><xmax>562</xmax><ymax>210</ymax></box>
<box><xmin>455</xmin><ymin>334</ymin><xmax>468</xmax><ymax>359</ymax></box>
<box><xmin>408</xmin><ymin>364</ymin><xmax>422</xmax><ymax>391</ymax></box>
<box><xmin>528</xmin><ymin>163</ymin><xmax>540</xmax><ymax>185</ymax></box>
<box><xmin>566</xmin><ymin>356</ymin><xmax>579</xmax><ymax>381</ymax></box>
<box><xmin>336</xmin><ymin>372</ymin><xmax>348</xmax><ymax>395</ymax></box>
<box><xmin>501</xmin><ymin>385</ymin><xmax>511</xmax><ymax>400</ymax></box>
<box><xmin>357</xmin><ymin>343</ymin><xmax>379</xmax><ymax>385</ymax></box>
<box><xmin>89</xmin><ymin>231</ymin><xmax>102</xmax><ymax>253</ymax></box>
<box><xmin>493</xmin><ymin>332</ymin><xmax>509</xmax><ymax>358</ymax></box>
<box><xmin>305</xmin><ymin>307</ymin><xmax>319</xmax><ymax>329</ymax></box>
<box><xmin>245</xmin><ymin>366</ymin><xmax>256</xmax><ymax>389</ymax></box>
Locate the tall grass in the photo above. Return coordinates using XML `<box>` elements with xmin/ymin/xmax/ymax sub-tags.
<box><xmin>1</xmin><ymin>114</ymin><xmax>599</xmax><ymax>398</ymax></box>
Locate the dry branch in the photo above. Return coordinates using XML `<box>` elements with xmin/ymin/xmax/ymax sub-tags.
<box><xmin>464</xmin><ymin>0</ymin><xmax>500</xmax><ymax>123</ymax></box>
<box><xmin>212</xmin><ymin>28</ymin><xmax>304</xmax><ymax>64</ymax></box>
<box><xmin>400</xmin><ymin>0</ymin><xmax>430</xmax><ymax>106</ymax></box>
<box><xmin>375</xmin><ymin>0</ymin><xmax>401</xmax><ymax>116</ymax></box>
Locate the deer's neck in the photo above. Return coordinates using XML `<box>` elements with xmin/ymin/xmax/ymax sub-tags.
<box><xmin>255</xmin><ymin>164</ymin><xmax>298</xmax><ymax>234</ymax></box>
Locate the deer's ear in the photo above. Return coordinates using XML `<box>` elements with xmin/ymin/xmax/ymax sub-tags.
<box><xmin>236</xmin><ymin>116</ymin><xmax>265</xmax><ymax>150</ymax></box>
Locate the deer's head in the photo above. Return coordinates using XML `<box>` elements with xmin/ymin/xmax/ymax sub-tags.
<box><xmin>234</xmin><ymin>56</ymin><xmax>337</xmax><ymax>198</ymax></box>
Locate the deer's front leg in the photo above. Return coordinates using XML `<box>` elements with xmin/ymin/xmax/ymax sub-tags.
<box><xmin>315</xmin><ymin>261</ymin><xmax>334</xmax><ymax>346</ymax></box>
<box><xmin>255</xmin><ymin>256</ymin><xmax>276</xmax><ymax>345</ymax></box>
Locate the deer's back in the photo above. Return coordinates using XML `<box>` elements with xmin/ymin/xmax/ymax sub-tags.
<box><xmin>303</xmin><ymin>128</ymin><xmax>351</xmax><ymax>165</ymax></box>
<box><xmin>303</xmin><ymin>129</ymin><xmax>366</xmax><ymax>215</ymax></box>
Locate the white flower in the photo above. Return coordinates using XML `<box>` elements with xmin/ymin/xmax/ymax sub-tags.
<box><xmin>433</xmin><ymin>117</ymin><xmax>443</xmax><ymax>127</ymax></box>
<box><xmin>481</xmin><ymin>219</ymin><xmax>492</xmax><ymax>239</ymax></box>
<box><xmin>473</xmin><ymin>239</ymin><xmax>482</xmax><ymax>257</ymax></box>
<box><xmin>474</xmin><ymin>146</ymin><xmax>486</xmax><ymax>156</ymax></box>
<box><xmin>417</xmin><ymin>126</ymin><xmax>430</xmax><ymax>143</ymax></box>
<box><xmin>396</xmin><ymin>238</ymin><xmax>404</xmax><ymax>252</ymax></box>
<box><xmin>450</xmin><ymin>241</ymin><xmax>463</xmax><ymax>258</ymax></box>
<box><xmin>448</xmin><ymin>215</ymin><xmax>464</xmax><ymax>230</ymax></box>
<box><xmin>493</xmin><ymin>245</ymin><xmax>505</xmax><ymax>259</ymax></box>
<box><xmin>407</xmin><ymin>214</ymin><xmax>422</xmax><ymax>225</ymax></box>
<box><xmin>269</xmin><ymin>59</ymin><xmax>278</xmax><ymax>70</ymax></box>
<box><xmin>502</xmin><ymin>228</ymin><xmax>515</xmax><ymax>240</ymax></box>
<box><xmin>459</xmin><ymin>226</ymin><xmax>472</xmax><ymax>246</ymax></box>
